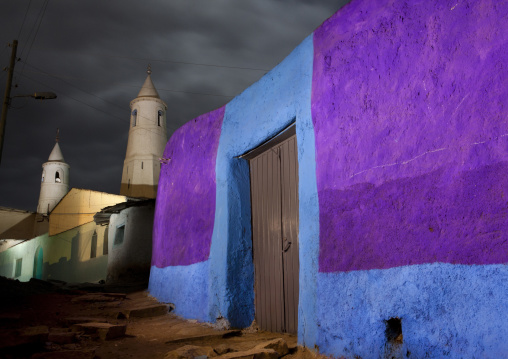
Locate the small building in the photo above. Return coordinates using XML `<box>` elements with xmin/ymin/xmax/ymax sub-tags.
<box><xmin>0</xmin><ymin>188</ymin><xmax>127</xmax><ymax>283</ymax></box>
<box><xmin>94</xmin><ymin>199</ymin><xmax>155</xmax><ymax>284</ymax></box>
<box><xmin>149</xmin><ymin>0</ymin><xmax>508</xmax><ymax>357</ymax></box>
<box><xmin>1</xmin><ymin>68</ymin><xmax>164</xmax><ymax>286</ymax></box>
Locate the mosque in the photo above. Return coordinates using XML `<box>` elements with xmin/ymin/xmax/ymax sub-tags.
<box><xmin>0</xmin><ymin>67</ymin><xmax>166</xmax><ymax>284</ymax></box>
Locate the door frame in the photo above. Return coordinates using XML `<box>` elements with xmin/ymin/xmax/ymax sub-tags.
<box><xmin>241</xmin><ymin>123</ymin><xmax>299</xmax><ymax>333</ymax></box>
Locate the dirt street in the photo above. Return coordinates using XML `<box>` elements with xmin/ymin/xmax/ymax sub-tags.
<box><xmin>0</xmin><ymin>277</ymin><xmax>323</xmax><ymax>359</ymax></box>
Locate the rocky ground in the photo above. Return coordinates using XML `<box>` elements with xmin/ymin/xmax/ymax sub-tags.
<box><xmin>0</xmin><ymin>277</ymin><xmax>325</xmax><ymax>359</ymax></box>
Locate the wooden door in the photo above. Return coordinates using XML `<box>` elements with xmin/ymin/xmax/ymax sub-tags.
<box><xmin>248</xmin><ymin>131</ymin><xmax>299</xmax><ymax>334</ymax></box>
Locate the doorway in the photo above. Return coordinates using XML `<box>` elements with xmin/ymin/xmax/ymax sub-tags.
<box><xmin>244</xmin><ymin>125</ymin><xmax>299</xmax><ymax>333</ymax></box>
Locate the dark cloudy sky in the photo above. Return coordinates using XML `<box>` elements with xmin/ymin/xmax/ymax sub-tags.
<box><xmin>0</xmin><ymin>0</ymin><xmax>350</xmax><ymax>211</ymax></box>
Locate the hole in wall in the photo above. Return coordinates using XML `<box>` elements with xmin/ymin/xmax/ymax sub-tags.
<box><xmin>385</xmin><ymin>317</ymin><xmax>403</xmax><ymax>343</ymax></box>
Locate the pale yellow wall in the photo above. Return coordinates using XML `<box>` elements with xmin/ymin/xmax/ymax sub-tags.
<box><xmin>45</xmin><ymin>221</ymin><xmax>108</xmax><ymax>263</ymax></box>
<box><xmin>49</xmin><ymin>188</ymin><xmax>126</xmax><ymax>236</ymax></box>
<box><xmin>0</xmin><ymin>207</ymin><xmax>36</xmax><ymax>239</ymax></box>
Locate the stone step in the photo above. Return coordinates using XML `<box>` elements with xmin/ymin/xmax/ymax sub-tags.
<box><xmin>70</xmin><ymin>293</ymin><xmax>126</xmax><ymax>303</ymax></box>
<box><xmin>63</xmin><ymin>317</ymin><xmax>109</xmax><ymax>325</ymax></box>
<box><xmin>118</xmin><ymin>304</ymin><xmax>169</xmax><ymax>318</ymax></box>
<box><xmin>213</xmin><ymin>338</ymin><xmax>289</xmax><ymax>359</ymax></box>
<box><xmin>165</xmin><ymin>344</ymin><xmax>216</xmax><ymax>359</ymax></box>
<box><xmin>165</xmin><ymin>330</ymin><xmax>242</xmax><ymax>344</ymax></box>
<box><xmin>217</xmin><ymin>348</ymin><xmax>278</xmax><ymax>359</ymax></box>
<box><xmin>48</xmin><ymin>331</ymin><xmax>76</xmax><ymax>344</ymax></box>
<box><xmin>253</xmin><ymin>338</ymin><xmax>289</xmax><ymax>357</ymax></box>
<box><xmin>71</xmin><ymin>322</ymin><xmax>126</xmax><ymax>340</ymax></box>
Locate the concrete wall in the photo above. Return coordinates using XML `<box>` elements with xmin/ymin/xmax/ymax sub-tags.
<box><xmin>0</xmin><ymin>221</ymin><xmax>108</xmax><ymax>283</ymax></box>
<box><xmin>149</xmin><ymin>0</ymin><xmax>508</xmax><ymax>357</ymax></box>
<box><xmin>107</xmin><ymin>203</ymin><xmax>154</xmax><ymax>283</ymax></box>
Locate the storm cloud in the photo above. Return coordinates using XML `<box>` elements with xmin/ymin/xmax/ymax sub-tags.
<box><xmin>0</xmin><ymin>0</ymin><xmax>350</xmax><ymax>211</ymax></box>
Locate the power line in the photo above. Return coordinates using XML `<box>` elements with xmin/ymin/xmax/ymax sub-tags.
<box><xmin>17</xmin><ymin>0</ymin><xmax>33</xmax><ymax>41</ymax></box>
<box><xmin>17</xmin><ymin>0</ymin><xmax>49</xmax><ymax>90</ymax></box>
<box><xmin>19</xmin><ymin>0</ymin><xmax>47</xmax><ymax>59</ymax></box>
<box><xmin>102</xmin><ymin>54</ymin><xmax>270</xmax><ymax>72</ymax></box>
<box><xmin>20</xmin><ymin>61</ymin><xmax>236</xmax><ymax>98</ymax></box>
<box><xmin>21</xmin><ymin>61</ymin><xmax>127</xmax><ymax>111</ymax></box>
<box><xmin>15</xmin><ymin>71</ymin><xmax>197</xmax><ymax>139</ymax></box>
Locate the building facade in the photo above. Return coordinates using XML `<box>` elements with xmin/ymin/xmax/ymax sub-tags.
<box><xmin>149</xmin><ymin>0</ymin><xmax>508</xmax><ymax>357</ymax></box>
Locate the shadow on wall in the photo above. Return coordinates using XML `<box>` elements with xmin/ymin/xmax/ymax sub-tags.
<box><xmin>41</xmin><ymin>229</ymin><xmax>108</xmax><ymax>283</ymax></box>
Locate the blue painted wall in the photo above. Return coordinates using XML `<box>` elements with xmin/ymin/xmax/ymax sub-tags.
<box><xmin>149</xmin><ymin>261</ymin><xmax>210</xmax><ymax>322</ymax></box>
<box><xmin>317</xmin><ymin>264</ymin><xmax>508</xmax><ymax>358</ymax></box>
<box><xmin>149</xmin><ymin>1</ymin><xmax>508</xmax><ymax>358</ymax></box>
<box><xmin>149</xmin><ymin>35</ymin><xmax>320</xmax><ymax>332</ymax></box>
<box><xmin>209</xmin><ymin>34</ymin><xmax>317</xmax><ymax>329</ymax></box>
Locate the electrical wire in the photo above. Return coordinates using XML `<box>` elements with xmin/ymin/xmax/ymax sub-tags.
<box><xmin>15</xmin><ymin>71</ymin><xmax>208</xmax><ymax>139</ymax></box>
<box><xmin>17</xmin><ymin>0</ymin><xmax>49</xmax><ymax>92</ymax></box>
<box><xmin>103</xmin><ymin>54</ymin><xmax>270</xmax><ymax>72</ymax></box>
<box><xmin>20</xmin><ymin>61</ymin><xmax>236</xmax><ymax>98</ymax></box>
<box><xmin>17</xmin><ymin>0</ymin><xmax>33</xmax><ymax>41</ymax></box>
<box><xmin>19</xmin><ymin>0</ymin><xmax>47</xmax><ymax>59</ymax></box>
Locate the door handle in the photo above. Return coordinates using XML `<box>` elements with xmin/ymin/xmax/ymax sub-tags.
<box><xmin>283</xmin><ymin>240</ymin><xmax>292</xmax><ymax>252</ymax></box>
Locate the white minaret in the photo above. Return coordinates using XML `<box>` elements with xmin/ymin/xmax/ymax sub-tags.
<box><xmin>37</xmin><ymin>130</ymin><xmax>70</xmax><ymax>214</ymax></box>
<box><xmin>120</xmin><ymin>65</ymin><xmax>167</xmax><ymax>198</ymax></box>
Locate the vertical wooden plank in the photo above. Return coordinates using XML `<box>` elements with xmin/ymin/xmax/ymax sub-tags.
<box><xmin>249</xmin><ymin>132</ymin><xmax>298</xmax><ymax>334</ymax></box>
<box><xmin>273</xmin><ymin>147</ymin><xmax>284</xmax><ymax>332</ymax></box>
<box><xmin>281</xmin><ymin>136</ymin><xmax>299</xmax><ymax>334</ymax></box>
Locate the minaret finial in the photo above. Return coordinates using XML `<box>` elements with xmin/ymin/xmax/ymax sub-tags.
<box><xmin>55</xmin><ymin>128</ymin><xmax>60</xmax><ymax>143</ymax></box>
<box><xmin>147</xmin><ymin>64</ymin><xmax>152</xmax><ymax>75</ymax></box>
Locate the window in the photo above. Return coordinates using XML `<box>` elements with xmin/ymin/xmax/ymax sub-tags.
<box><xmin>158</xmin><ymin>110</ymin><xmax>163</xmax><ymax>126</ymax></box>
<box><xmin>141</xmin><ymin>162</ymin><xmax>143</xmax><ymax>170</ymax></box>
<box><xmin>41</xmin><ymin>172</ymin><xmax>45</xmax><ymax>182</ymax></box>
<box><xmin>132</xmin><ymin>109</ymin><xmax>137</xmax><ymax>127</ymax></box>
<box><xmin>114</xmin><ymin>224</ymin><xmax>125</xmax><ymax>245</ymax></box>
<box><xmin>103</xmin><ymin>226</ymin><xmax>109</xmax><ymax>255</ymax></box>
<box><xmin>15</xmin><ymin>258</ymin><xmax>22</xmax><ymax>277</ymax></box>
<box><xmin>90</xmin><ymin>231</ymin><xmax>97</xmax><ymax>258</ymax></box>
<box><xmin>55</xmin><ymin>172</ymin><xmax>61</xmax><ymax>183</ymax></box>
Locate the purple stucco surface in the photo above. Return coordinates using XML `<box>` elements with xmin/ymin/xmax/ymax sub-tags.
<box><xmin>312</xmin><ymin>0</ymin><xmax>508</xmax><ymax>272</ymax></box>
<box><xmin>152</xmin><ymin>106</ymin><xmax>225</xmax><ymax>267</ymax></box>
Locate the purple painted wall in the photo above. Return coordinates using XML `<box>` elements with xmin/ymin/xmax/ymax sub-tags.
<box><xmin>312</xmin><ymin>0</ymin><xmax>508</xmax><ymax>272</ymax></box>
<box><xmin>152</xmin><ymin>107</ymin><xmax>225</xmax><ymax>268</ymax></box>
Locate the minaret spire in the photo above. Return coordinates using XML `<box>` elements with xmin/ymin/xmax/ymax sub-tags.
<box><xmin>37</xmin><ymin>134</ymin><xmax>70</xmax><ymax>214</ymax></box>
<box><xmin>120</xmin><ymin>67</ymin><xmax>168</xmax><ymax>198</ymax></box>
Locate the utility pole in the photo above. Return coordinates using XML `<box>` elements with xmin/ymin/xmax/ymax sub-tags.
<box><xmin>0</xmin><ymin>39</ymin><xmax>18</xmax><ymax>167</ymax></box>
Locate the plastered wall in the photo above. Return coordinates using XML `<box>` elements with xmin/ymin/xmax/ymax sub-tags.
<box><xmin>149</xmin><ymin>0</ymin><xmax>507</xmax><ymax>357</ymax></box>
<box><xmin>312</xmin><ymin>0</ymin><xmax>508</xmax><ymax>357</ymax></box>
<box><xmin>107</xmin><ymin>203</ymin><xmax>154</xmax><ymax>283</ymax></box>
<box><xmin>149</xmin><ymin>36</ymin><xmax>317</xmax><ymax>328</ymax></box>
<box><xmin>50</xmin><ymin>189</ymin><xmax>126</xmax><ymax>236</ymax></box>
<box><xmin>0</xmin><ymin>221</ymin><xmax>108</xmax><ymax>283</ymax></box>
